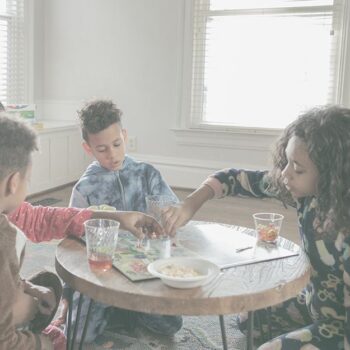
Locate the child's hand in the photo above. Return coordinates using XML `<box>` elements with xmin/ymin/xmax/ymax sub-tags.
<box><xmin>42</xmin><ymin>324</ymin><xmax>66</xmax><ymax>350</ymax></box>
<box><xmin>25</xmin><ymin>283</ymin><xmax>57</xmax><ymax>316</ymax></box>
<box><xmin>12</xmin><ymin>289</ymin><xmax>39</xmax><ymax>326</ymax></box>
<box><xmin>36</xmin><ymin>286</ymin><xmax>57</xmax><ymax>315</ymax></box>
<box><xmin>39</xmin><ymin>334</ymin><xmax>55</xmax><ymax>350</ymax></box>
<box><xmin>103</xmin><ymin>211</ymin><xmax>164</xmax><ymax>239</ymax></box>
<box><xmin>163</xmin><ymin>185</ymin><xmax>214</xmax><ymax>236</ymax></box>
<box><xmin>50</xmin><ymin>298</ymin><xmax>68</xmax><ymax>327</ymax></box>
<box><xmin>163</xmin><ymin>202</ymin><xmax>195</xmax><ymax>236</ymax></box>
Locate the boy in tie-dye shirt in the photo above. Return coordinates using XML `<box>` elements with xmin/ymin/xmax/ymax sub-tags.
<box><xmin>57</xmin><ymin>99</ymin><xmax>182</xmax><ymax>343</ymax></box>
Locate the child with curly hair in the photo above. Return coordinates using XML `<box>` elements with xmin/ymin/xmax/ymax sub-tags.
<box><xmin>163</xmin><ymin>105</ymin><xmax>350</xmax><ymax>349</ymax></box>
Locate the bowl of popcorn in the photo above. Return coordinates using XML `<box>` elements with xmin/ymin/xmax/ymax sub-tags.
<box><xmin>147</xmin><ymin>257</ymin><xmax>220</xmax><ymax>289</ymax></box>
<box><xmin>253</xmin><ymin>212</ymin><xmax>284</xmax><ymax>243</ymax></box>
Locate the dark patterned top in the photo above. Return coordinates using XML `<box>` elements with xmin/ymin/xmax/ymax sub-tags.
<box><xmin>210</xmin><ymin>168</ymin><xmax>350</xmax><ymax>346</ymax></box>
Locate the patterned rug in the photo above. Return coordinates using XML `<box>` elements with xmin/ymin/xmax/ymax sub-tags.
<box><xmin>22</xmin><ymin>239</ymin><xmax>246</xmax><ymax>350</ymax></box>
<box><xmin>30</xmin><ymin>197</ymin><xmax>62</xmax><ymax>206</ymax></box>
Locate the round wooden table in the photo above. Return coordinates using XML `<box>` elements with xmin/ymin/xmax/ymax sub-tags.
<box><xmin>55</xmin><ymin>222</ymin><xmax>310</xmax><ymax>350</ymax></box>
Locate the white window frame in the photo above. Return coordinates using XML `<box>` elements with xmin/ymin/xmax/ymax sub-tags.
<box><xmin>176</xmin><ymin>0</ymin><xmax>350</xmax><ymax>141</ymax></box>
<box><xmin>0</xmin><ymin>0</ymin><xmax>33</xmax><ymax>105</ymax></box>
<box><xmin>24</xmin><ymin>0</ymin><xmax>34</xmax><ymax>104</ymax></box>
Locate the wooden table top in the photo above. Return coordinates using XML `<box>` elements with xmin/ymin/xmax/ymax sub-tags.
<box><xmin>55</xmin><ymin>221</ymin><xmax>310</xmax><ymax>316</ymax></box>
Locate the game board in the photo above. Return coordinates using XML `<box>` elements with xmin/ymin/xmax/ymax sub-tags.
<box><xmin>113</xmin><ymin>231</ymin><xmax>199</xmax><ymax>281</ymax></box>
<box><xmin>82</xmin><ymin>222</ymin><xmax>299</xmax><ymax>282</ymax></box>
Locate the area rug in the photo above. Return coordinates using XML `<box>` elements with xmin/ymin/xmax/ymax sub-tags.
<box><xmin>30</xmin><ymin>197</ymin><xmax>62</xmax><ymax>206</ymax></box>
<box><xmin>84</xmin><ymin>315</ymin><xmax>246</xmax><ymax>350</ymax></box>
<box><xmin>22</xmin><ymin>239</ymin><xmax>246</xmax><ymax>350</ymax></box>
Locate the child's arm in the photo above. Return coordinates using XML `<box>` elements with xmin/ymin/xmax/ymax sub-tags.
<box><xmin>163</xmin><ymin>168</ymin><xmax>270</xmax><ymax>235</ymax></box>
<box><xmin>12</xmin><ymin>286</ymin><xmax>39</xmax><ymax>327</ymax></box>
<box><xmin>163</xmin><ymin>184</ymin><xmax>214</xmax><ymax>236</ymax></box>
<box><xmin>8</xmin><ymin>202</ymin><xmax>92</xmax><ymax>242</ymax></box>
<box><xmin>39</xmin><ymin>334</ymin><xmax>55</xmax><ymax>350</ymax></box>
<box><xmin>22</xmin><ymin>279</ymin><xmax>56</xmax><ymax>316</ymax></box>
<box><xmin>8</xmin><ymin>201</ymin><xmax>163</xmax><ymax>242</ymax></box>
<box><xmin>90</xmin><ymin>210</ymin><xmax>164</xmax><ymax>239</ymax></box>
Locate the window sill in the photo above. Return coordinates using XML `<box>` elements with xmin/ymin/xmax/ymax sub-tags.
<box><xmin>172</xmin><ymin>127</ymin><xmax>282</xmax><ymax>151</ymax></box>
<box><xmin>33</xmin><ymin>120</ymin><xmax>79</xmax><ymax>134</ymax></box>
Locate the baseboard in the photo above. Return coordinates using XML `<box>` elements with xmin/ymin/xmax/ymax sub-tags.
<box><xmin>128</xmin><ymin>153</ymin><xmax>240</xmax><ymax>189</ymax></box>
<box><xmin>27</xmin><ymin>154</ymin><xmax>253</xmax><ymax>194</ymax></box>
<box><xmin>27</xmin><ymin>181</ymin><xmax>76</xmax><ymax>199</ymax></box>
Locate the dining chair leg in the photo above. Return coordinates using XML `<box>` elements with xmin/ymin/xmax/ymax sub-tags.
<box><xmin>247</xmin><ymin>311</ymin><xmax>254</xmax><ymax>350</ymax></box>
<box><xmin>78</xmin><ymin>298</ymin><xmax>94</xmax><ymax>350</ymax></box>
<box><xmin>219</xmin><ymin>315</ymin><xmax>228</xmax><ymax>350</ymax></box>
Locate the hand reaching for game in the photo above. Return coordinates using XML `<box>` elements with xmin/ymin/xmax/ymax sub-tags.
<box><xmin>162</xmin><ymin>202</ymin><xmax>196</xmax><ymax>236</ymax></box>
<box><xmin>91</xmin><ymin>210</ymin><xmax>164</xmax><ymax>240</ymax></box>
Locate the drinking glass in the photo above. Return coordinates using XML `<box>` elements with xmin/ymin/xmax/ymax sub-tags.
<box><xmin>253</xmin><ymin>212</ymin><xmax>284</xmax><ymax>244</ymax></box>
<box><xmin>145</xmin><ymin>194</ymin><xmax>178</xmax><ymax>228</ymax></box>
<box><xmin>84</xmin><ymin>219</ymin><xmax>120</xmax><ymax>271</ymax></box>
<box><xmin>143</xmin><ymin>194</ymin><xmax>178</xmax><ymax>257</ymax></box>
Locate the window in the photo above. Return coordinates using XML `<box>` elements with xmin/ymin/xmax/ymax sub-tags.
<box><xmin>0</xmin><ymin>0</ymin><xmax>25</xmax><ymax>106</ymax></box>
<box><xmin>189</xmin><ymin>0</ymin><xmax>348</xmax><ymax>130</ymax></box>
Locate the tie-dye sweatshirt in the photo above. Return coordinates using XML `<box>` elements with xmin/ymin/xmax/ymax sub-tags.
<box><xmin>69</xmin><ymin>155</ymin><xmax>177</xmax><ymax>211</ymax></box>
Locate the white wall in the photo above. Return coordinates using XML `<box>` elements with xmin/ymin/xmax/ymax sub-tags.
<box><xmin>32</xmin><ymin>0</ymin><xmax>350</xmax><ymax>189</ymax></box>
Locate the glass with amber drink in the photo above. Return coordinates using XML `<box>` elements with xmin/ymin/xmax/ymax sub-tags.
<box><xmin>84</xmin><ymin>218</ymin><xmax>119</xmax><ymax>271</ymax></box>
<box><xmin>253</xmin><ymin>212</ymin><xmax>284</xmax><ymax>244</ymax></box>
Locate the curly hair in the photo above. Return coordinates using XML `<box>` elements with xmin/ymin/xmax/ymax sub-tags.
<box><xmin>0</xmin><ymin>114</ymin><xmax>38</xmax><ymax>181</ymax></box>
<box><xmin>78</xmin><ymin>99</ymin><xmax>123</xmax><ymax>142</ymax></box>
<box><xmin>268</xmin><ymin>105</ymin><xmax>350</xmax><ymax>237</ymax></box>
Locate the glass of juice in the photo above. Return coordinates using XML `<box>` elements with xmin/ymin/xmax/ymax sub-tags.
<box><xmin>253</xmin><ymin>213</ymin><xmax>284</xmax><ymax>244</ymax></box>
<box><xmin>84</xmin><ymin>219</ymin><xmax>119</xmax><ymax>271</ymax></box>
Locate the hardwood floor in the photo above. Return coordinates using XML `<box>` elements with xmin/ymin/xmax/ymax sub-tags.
<box><xmin>28</xmin><ymin>184</ymin><xmax>300</xmax><ymax>244</ymax></box>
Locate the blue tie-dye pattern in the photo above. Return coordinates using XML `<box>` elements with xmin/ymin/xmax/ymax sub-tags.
<box><xmin>70</xmin><ymin>155</ymin><xmax>178</xmax><ymax>212</ymax></box>
<box><xmin>66</xmin><ymin>155</ymin><xmax>182</xmax><ymax>342</ymax></box>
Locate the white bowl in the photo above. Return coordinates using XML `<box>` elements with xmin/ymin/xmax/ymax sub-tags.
<box><xmin>147</xmin><ymin>257</ymin><xmax>220</xmax><ymax>289</ymax></box>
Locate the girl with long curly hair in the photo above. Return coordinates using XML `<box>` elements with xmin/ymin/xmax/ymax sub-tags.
<box><xmin>163</xmin><ymin>105</ymin><xmax>350</xmax><ymax>349</ymax></box>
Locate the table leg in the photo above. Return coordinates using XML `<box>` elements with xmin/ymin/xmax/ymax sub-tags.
<box><xmin>69</xmin><ymin>293</ymin><xmax>84</xmax><ymax>350</ymax></box>
<box><xmin>219</xmin><ymin>315</ymin><xmax>228</xmax><ymax>350</ymax></box>
<box><xmin>66</xmin><ymin>289</ymin><xmax>73</xmax><ymax>350</ymax></box>
<box><xmin>247</xmin><ymin>311</ymin><xmax>254</xmax><ymax>350</ymax></box>
<box><xmin>78</xmin><ymin>298</ymin><xmax>94</xmax><ymax>350</ymax></box>
<box><xmin>267</xmin><ymin>307</ymin><xmax>272</xmax><ymax>340</ymax></box>
<box><xmin>66</xmin><ymin>293</ymin><xmax>95</xmax><ymax>350</ymax></box>
<box><xmin>256</xmin><ymin>310</ymin><xmax>265</xmax><ymax>344</ymax></box>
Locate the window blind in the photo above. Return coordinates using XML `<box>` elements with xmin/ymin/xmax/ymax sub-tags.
<box><xmin>0</xmin><ymin>0</ymin><xmax>25</xmax><ymax>106</ymax></box>
<box><xmin>190</xmin><ymin>0</ymin><xmax>347</xmax><ymax>129</ymax></box>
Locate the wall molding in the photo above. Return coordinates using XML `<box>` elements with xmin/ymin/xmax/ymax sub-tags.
<box><xmin>128</xmin><ymin>152</ymin><xmax>267</xmax><ymax>189</ymax></box>
<box><xmin>35</xmin><ymin>100</ymin><xmax>273</xmax><ymax>189</ymax></box>
<box><xmin>172</xmin><ymin>128</ymin><xmax>280</xmax><ymax>151</ymax></box>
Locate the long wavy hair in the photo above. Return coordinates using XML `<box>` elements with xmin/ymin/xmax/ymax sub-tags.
<box><xmin>268</xmin><ymin>105</ymin><xmax>350</xmax><ymax>237</ymax></box>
